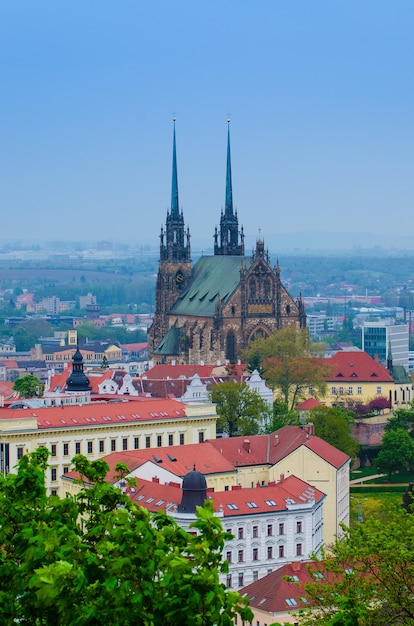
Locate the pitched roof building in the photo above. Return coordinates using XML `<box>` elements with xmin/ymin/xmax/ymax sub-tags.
<box><xmin>148</xmin><ymin>120</ymin><xmax>306</xmax><ymax>365</ymax></box>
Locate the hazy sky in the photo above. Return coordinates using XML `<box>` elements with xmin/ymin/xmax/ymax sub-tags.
<box><xmin>1</xmin><ymin>1</ymin><xmax>413</xmax><ymax>250</ymax></box>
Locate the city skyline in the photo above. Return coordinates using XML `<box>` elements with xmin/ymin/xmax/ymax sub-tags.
<box><xmin>1</xmin><ymin>1</ymin><xmax>413</xmax><ymax>250</ymax></box>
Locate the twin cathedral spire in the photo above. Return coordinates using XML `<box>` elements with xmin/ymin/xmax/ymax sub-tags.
<box><xmin>160</xmin><ymin>119</ymin><xmax>244</xmax><ymax>260</ymax></box>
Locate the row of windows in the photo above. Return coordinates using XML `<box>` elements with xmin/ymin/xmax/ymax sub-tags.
<box><xmin>226</xmin><ymin>543</ymin><xmax>303</xmax><ymax>563</ymax></box>
<box><xmin>331</xmin><ymin>386</ymin><xmax>382</xmax><ymax>395</ymax></box>
<box><xmin>230</xmin><ymin>521</ymin><xmax>303</xmax><ymax>540</ymax></box>
<box><xmin>48</xmin><ymin>432</ymin><xmax>189</xmax><ymax>457</ymax></box>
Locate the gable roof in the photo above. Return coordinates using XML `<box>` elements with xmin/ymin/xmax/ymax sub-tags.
<box><xmin>208</xmin><ymin>425</ymin><xmax>350</xmax><ymax>470</ymax></box>
<box><xmin>170</xmin><ymin>255</ymin><xmax>252</xmax><ymax>317</ymax></box>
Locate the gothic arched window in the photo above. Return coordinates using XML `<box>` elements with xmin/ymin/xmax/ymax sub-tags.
<box><xmin>226</xmin><ymin>331</ymin><xmax>236</xmax><ymax>362</ymax></box>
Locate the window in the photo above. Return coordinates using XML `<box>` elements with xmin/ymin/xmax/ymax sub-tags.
<box><xmin>238</xmin><ymin>549</ymin><xmax>244</xmax><ymax>562</ymax></box>
<box><xmin>99</xmin><ymin>440</ymin><xmax>105</xmax><ymax>453</ymax></box>
<box><xmin>267</xmin><ymin>546</ymin><xmax>273</xmax><ymax>559</ymax></box>
<box><xmin>308</xmin><ymin>386</ymin><xmax>313</xmax><ymax>395</ymax></box>
<box><xmin>238</xmin><ymin>572</ymin><xmax>244</xmax><ymax>587</ymax></box>
<box><xmin>331</xmin><ymin>386</ymin><xmax>336</xmax><ymax>394</ymax></box>
<box><xmin>285</xmin><ymin>598</ymin><xmax>298</xmax><ymax>607</ymax></box>
<box><xmin>267</xmin><ymin>524</ymin><xmax>273</xmax><ymax>536</ymax></box>
<box><xmin>51</xmin><ymin>468</ymin><xmax>57</xmax><ymax>482</ymax></box>
<box><xmin>339</xmin><ymin>386</ymin><xmax>344</xmax><ymax>395</ymax></box>
<box><xmin>238</xmin><ymin>527</ymin><xmax>244</xmax><ymax>539</ymax></box>
<box><xmin>122</xmin><ymin>438</ymin><xmax>128</xmax><ymax>451</ymax></box>
<box><xmin>357</xmin><ymin>386</ymin><xmax>362</xmax><ymax>395</ymax></box>
<box><xmin>279</xmin><ymin>523</ymin><xmax>284</xmax><ymax>535</ymax></box>
<box><xmin>51</xmin><ymin>444</ymin><xmax>57</xmax><ymax>457</ymax></box>
<box><xmin>168</xmin><ymin>434</ymin><xmax>173</xmax><ymax>446</ymax></box>
<box><xmin>109</xmin><ymin>439</ymin><xmax>115</xmax><ymax>452</ymax></box>
<box><xmin>157</xmin><ymin>435</ymin><xmax>162</xmax><ymax>447</ymax></box>
<box><xmin>51</xmin><ymin>490</ymin><xmax>57</xmax><ymax>496</ymax></box>
<box><xmin>75</xmin><ymin>442</ymin><xmax>81</xmax><ymax>454</ymax></box>
<box><xmin>296</xmin><ymin>521</ymin><xmax>302</xmax><ymax>533</ymax></box>
<box><xmin>179</xmin><ymin>433</ymin><xmax>184</xmax><ymax>445</ymax></box>
<box><xmin>253</xmin><ymin>570</ymin><xmax>258</xmax><ymax>582</ymax></box>
<box><xmin>296</xmin><ymin>543</ymin><xmax>302</xmax><ymax>556</ymax></box>
<box><xmin>134</xmin><ymin>437</ymin><xmax>139</xmax><ymax>450</ymax></box>
<box><xmin>87</xmin><ymin>441</ymin><xmax>93</xmax><ymax>454</ymax></box>
<box><xmin>376</xmin><ymin>386</ymin><xmax>382</xmax><ymax>394</ymax></box>
<box><xmin>226</xmin><ymin>574</ymin><xmax>232</xmax><ymax>588</ymax></box>
<box><xmin>63</xmin><ymin>443</ymin><xmax>69</xmax><ymax>456</ymax></box>
<box><xmin>252</xmin><ymin>525</ymin><xmax>258</xmax><ymax>538</ymax></box>
<box><xmin>146</xmin><ymin>436</ymin><xmax>151</xmax><ymax>449</ymax></box>
<box><xmin>279</xmin><ymin>545</ymin><xmax>284</xmax><ymax>558</ymax></box>
<box><xmin>63</xmin><ymin>466</ymin><xmax>69</xmax><ymax>474</ymax></box>
<box><xmin>226</xmin><ymin>551</ymin><xmax>232</xmax><ymax>563</ymax></box>
<box><xmin>17</xmin><ymin>447</ymin><xmax>24</xmax><ymax>460</ymax></box>
<box><xmin>252</xmin><ymin>547</ymin><xmax>258</xmax><ymax>561</ymax></box>
<box><xmin>198</xmin><ymin>431</ymin><xmax>204</xmax><ymax>443</ymax></box>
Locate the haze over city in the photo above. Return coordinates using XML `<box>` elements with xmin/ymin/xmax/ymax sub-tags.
<box><xmin>1</xmin><ymin>1</ymin><xmax>413</xmax><ymax>250</ymax></box>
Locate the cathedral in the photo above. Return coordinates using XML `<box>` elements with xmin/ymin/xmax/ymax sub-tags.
<box><xmin>148</xmin><ymin>121</ymin><xmax>306</xmax><ymax>365</ymax></box>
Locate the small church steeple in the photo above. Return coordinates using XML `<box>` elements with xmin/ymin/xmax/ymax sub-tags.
<box><xmin>160</xmin><ymin>119</ymin><xmax>191</xmax><ymax>263</ymax></box>
<box><xmin>214</xmin><ymin>120</ymin><xmax>245</xmax><ymax>256</ymax></box>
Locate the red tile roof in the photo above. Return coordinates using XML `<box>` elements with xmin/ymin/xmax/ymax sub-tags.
<box><xmin>208</xmin><ymin>426</ymin><xmax>349</xmax><ymax>470</ymax></box>
<box><xmin>295</xmin><ymin>398</ymin><xmax>322</xmax><ymax>410</ymax></box>
<box><xmin>324</xmin><ymin>351</ymin><xmax>393</xmax><ymax>382</ymax></box>
<box><xmin>142</xmin><ymin>363</ymin><xmax>247</xmax><ymax>380</ymax></box>
<box><xmin>0</xmin><ymin>398</ymin><xmax>188</xmax><ymax>429</ymax></box>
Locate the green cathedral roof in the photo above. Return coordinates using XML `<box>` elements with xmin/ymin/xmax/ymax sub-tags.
<box><xmin>153</xmin><ymin>325</ymin><xmax>181</xmax><ymax>355</ymax></box>
<box><xmin>170</xmin><ymin>255</ymin><xmax>252</xmax><ymax>317</ymax></box>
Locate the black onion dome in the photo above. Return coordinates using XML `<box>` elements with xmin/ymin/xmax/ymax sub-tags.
<box><xmin>65</xmin><ymin>345</ymin><xmax>91</xmax><ymax>392</ymax></box>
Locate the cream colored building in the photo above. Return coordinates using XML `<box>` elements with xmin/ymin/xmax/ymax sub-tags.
<box><xmin>208</xmin><ymin>426</ymin><xmax>350</xmax><ymax>547</ymax></box>
<box><xmin>0</xmin><ymin>399</ymin><xmax>218</xmax><ymax>494</ymax></box>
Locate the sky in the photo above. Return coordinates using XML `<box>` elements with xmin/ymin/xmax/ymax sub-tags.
<box><xmin>1</xmin><ymin>1</ymin><xmax>413</xmax><ymax>251</ymax></box>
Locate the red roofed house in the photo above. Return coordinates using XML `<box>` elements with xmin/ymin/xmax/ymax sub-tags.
<box><xmin>208</xmin><ymin>425</ymin><xmax>350</xmax><ymax>547</ymax></box>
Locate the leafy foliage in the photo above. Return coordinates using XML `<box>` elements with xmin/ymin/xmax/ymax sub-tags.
<box><xmin>210</xmin><ymin>381</ymin><xmax>269</xmax><ymax>437</ymax></box>
<box><xmin>308</xmin><ymin>406</ymin><xmax>359</xmax><ymax>459</ymax></box>
<box><xmin>298</xmin><ymin>506</ymin><xmax>414</xmax><ymax>625</ymax></box>
<box><xmin>244</xmin><ymin>328</ymin><xmax>333</xmax><ymax>410</ymax></box>
<box><xmin>261</xmin><ymin>400</ymin><xmax>299</xmax><ymax>434</ymax></box>
<box><xmin>12</xmin><ymin>373</ymin><xmax>45</xmax><ymax>398</ymax></box>
<box><xmin>0</xmin><ymin>449</ymin><xmax>253</xmax><ymax>625</ymax></box>
<box><xmin>375</xmin><ymin>428</ymin><xmax>414</xmax><ymax>480</ymax></box>
<box><xmin>384</xmin><ymin>406</ymin><xmax>414</xmax><ymax>438</ymax></box>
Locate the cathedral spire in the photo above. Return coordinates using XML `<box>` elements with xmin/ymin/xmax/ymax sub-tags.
<box><xmin>214</xmin><ymin>119</ymin><xmax>244</xmax><ymax>256</ymax></box>
<box><xmin>171</xmin><ymin>118</ymin><xmax>179</xmax><ymax>216</ymax></box>
<box><xmin>225</xmin><ymin>119</ymin><xmax>233</xmax><ymax>216</ymax></box>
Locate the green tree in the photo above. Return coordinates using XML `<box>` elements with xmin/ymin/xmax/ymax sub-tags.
<box><xmin>12</xmin><ymin>373</ymin><xmax>45</xmax><ymax>398</ymax></box>
<box><xmin>210</xmin><ymin>381</ymin><xmax>269</xmax><ymax>437</ymax></box>
<box><xmin>308</xmin><ymin>406</ymin><xmax>359</xmax><ymax>459</ymax></box>
<box><xmin>0</xmin><ymin>449</ymin><xmax>253</xmax><ymax>626</ymax></box>
<box><xmin>298</xmin><ymin>506</ymin><xmax>414</xmax><ymax>625</ymax></box>
<box><xmin>244</xmin><ymin>328</ymin><xmax>333</xmax><ymax>410</ymax></box>
<box><xmin>261</xmin><ymin>400</ymin><xmax>299</xmax><ymax>434</ymax></box>
<box><xmin>375</xmin><ymin>428</ymin><xmax>414</xmax><ymax>481</ymax></box>
<box><xmin>384</xmin><ymin>406</ymin><xmax>414</xmax><ymax>438</ymax></box>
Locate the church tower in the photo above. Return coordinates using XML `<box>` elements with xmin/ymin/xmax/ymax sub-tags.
<box><xmin>214</xmin><ymin>121</ymin><xmax>245</xmax><ymax>256</ymax></box>
<box><xmin>149</xmin><ymin>120</ymin><xmax>192</xmax><ymax>355</ymax></box>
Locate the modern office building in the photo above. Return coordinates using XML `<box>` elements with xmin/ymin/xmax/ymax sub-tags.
<box><xmin>362</xmin><ymin>320</ymin><xmax>409</xmax><ymax>370</ymax></box>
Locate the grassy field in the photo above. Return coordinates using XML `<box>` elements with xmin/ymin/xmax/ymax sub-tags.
<box><xmin>349</xmin><ymin>489</ymin><xmax>404</xmax><ymax>526</ymax></box>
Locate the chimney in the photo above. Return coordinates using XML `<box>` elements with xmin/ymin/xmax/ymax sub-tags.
<box><xmin>273</xmin><ymin>434</ymin><xmax>279</xmax><ymax>446</ymax></box>
<box><xmin>291</xmin><ymin>561</ymin><xmax>302</xmax><ymax>573</ymax></box>
<box><xmin>231</xmin><ymin>484</ymin><xmax>242</xmax><ymax>491</ymax></box>
<box><xmin>268</xmin><ymin>480</ymin><xmax>276</xmax><ymax>487</ymax></box>
<box><xmin>152</xmin><ymin>476</ymin><xmax>160</xmax><ymax>483</ymax></box>
<box><xmin>304</xmin><ymin>423</ymin><xmax>314</xmax><ymax>436</ymax></box>
<box><xmin>279</xmin><ymin>473</ymin><xmax>285</xmax><ymax>482</ymax></box>
<box><xmin>207</xmin><ymin>486</ymin><xmax>215</xmax><ymax>493</ymax></box>
<box><xmin>243</xmin><ymin>439</ymin><xmax>251</xmax><ymax>452</ymax></box>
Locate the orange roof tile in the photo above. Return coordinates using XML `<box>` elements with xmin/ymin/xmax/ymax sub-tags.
<box><xmin>324</xmin><ymin>351</ymin><xmax>393</xmax><ymax>382</ymax></box>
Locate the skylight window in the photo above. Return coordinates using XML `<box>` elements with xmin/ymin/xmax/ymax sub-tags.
<box><xmin>227</xmin><ymin>503</ymin><xmax>239</xmax><ymax>510</ymax></box>
<box><xmin>258</xmin><ymin>598</ymin><xmax>267</xmax><ymax>606</ymax></box>
<box><xmin>146</xmin><ymin>497</ymin><xmax>155</xmax><ymax>503</ymax></box>
<box><xmin>246</xmin><ymin>501</ymin><xmax>258</xmax><ymax>508</ymax></box>
<box><xmin>155</xmin><ymin>499</ymin><xmax>165</xmax><ymax>506</ymax></box>
<box><xmin>285</xmin><ymin>598</ymin><xmax>298</xmax><ymax>607</ymax></box>
<box><xmin>265</xmin><ymin>499</ymin><xmax>277</xmax><ymax>506</ymax></box>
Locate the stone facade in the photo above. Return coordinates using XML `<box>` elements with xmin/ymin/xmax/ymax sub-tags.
<box><xmin>148</xmin><ymin>123</ymin><xmax>305</xmax><ymax>365</ymax></box>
